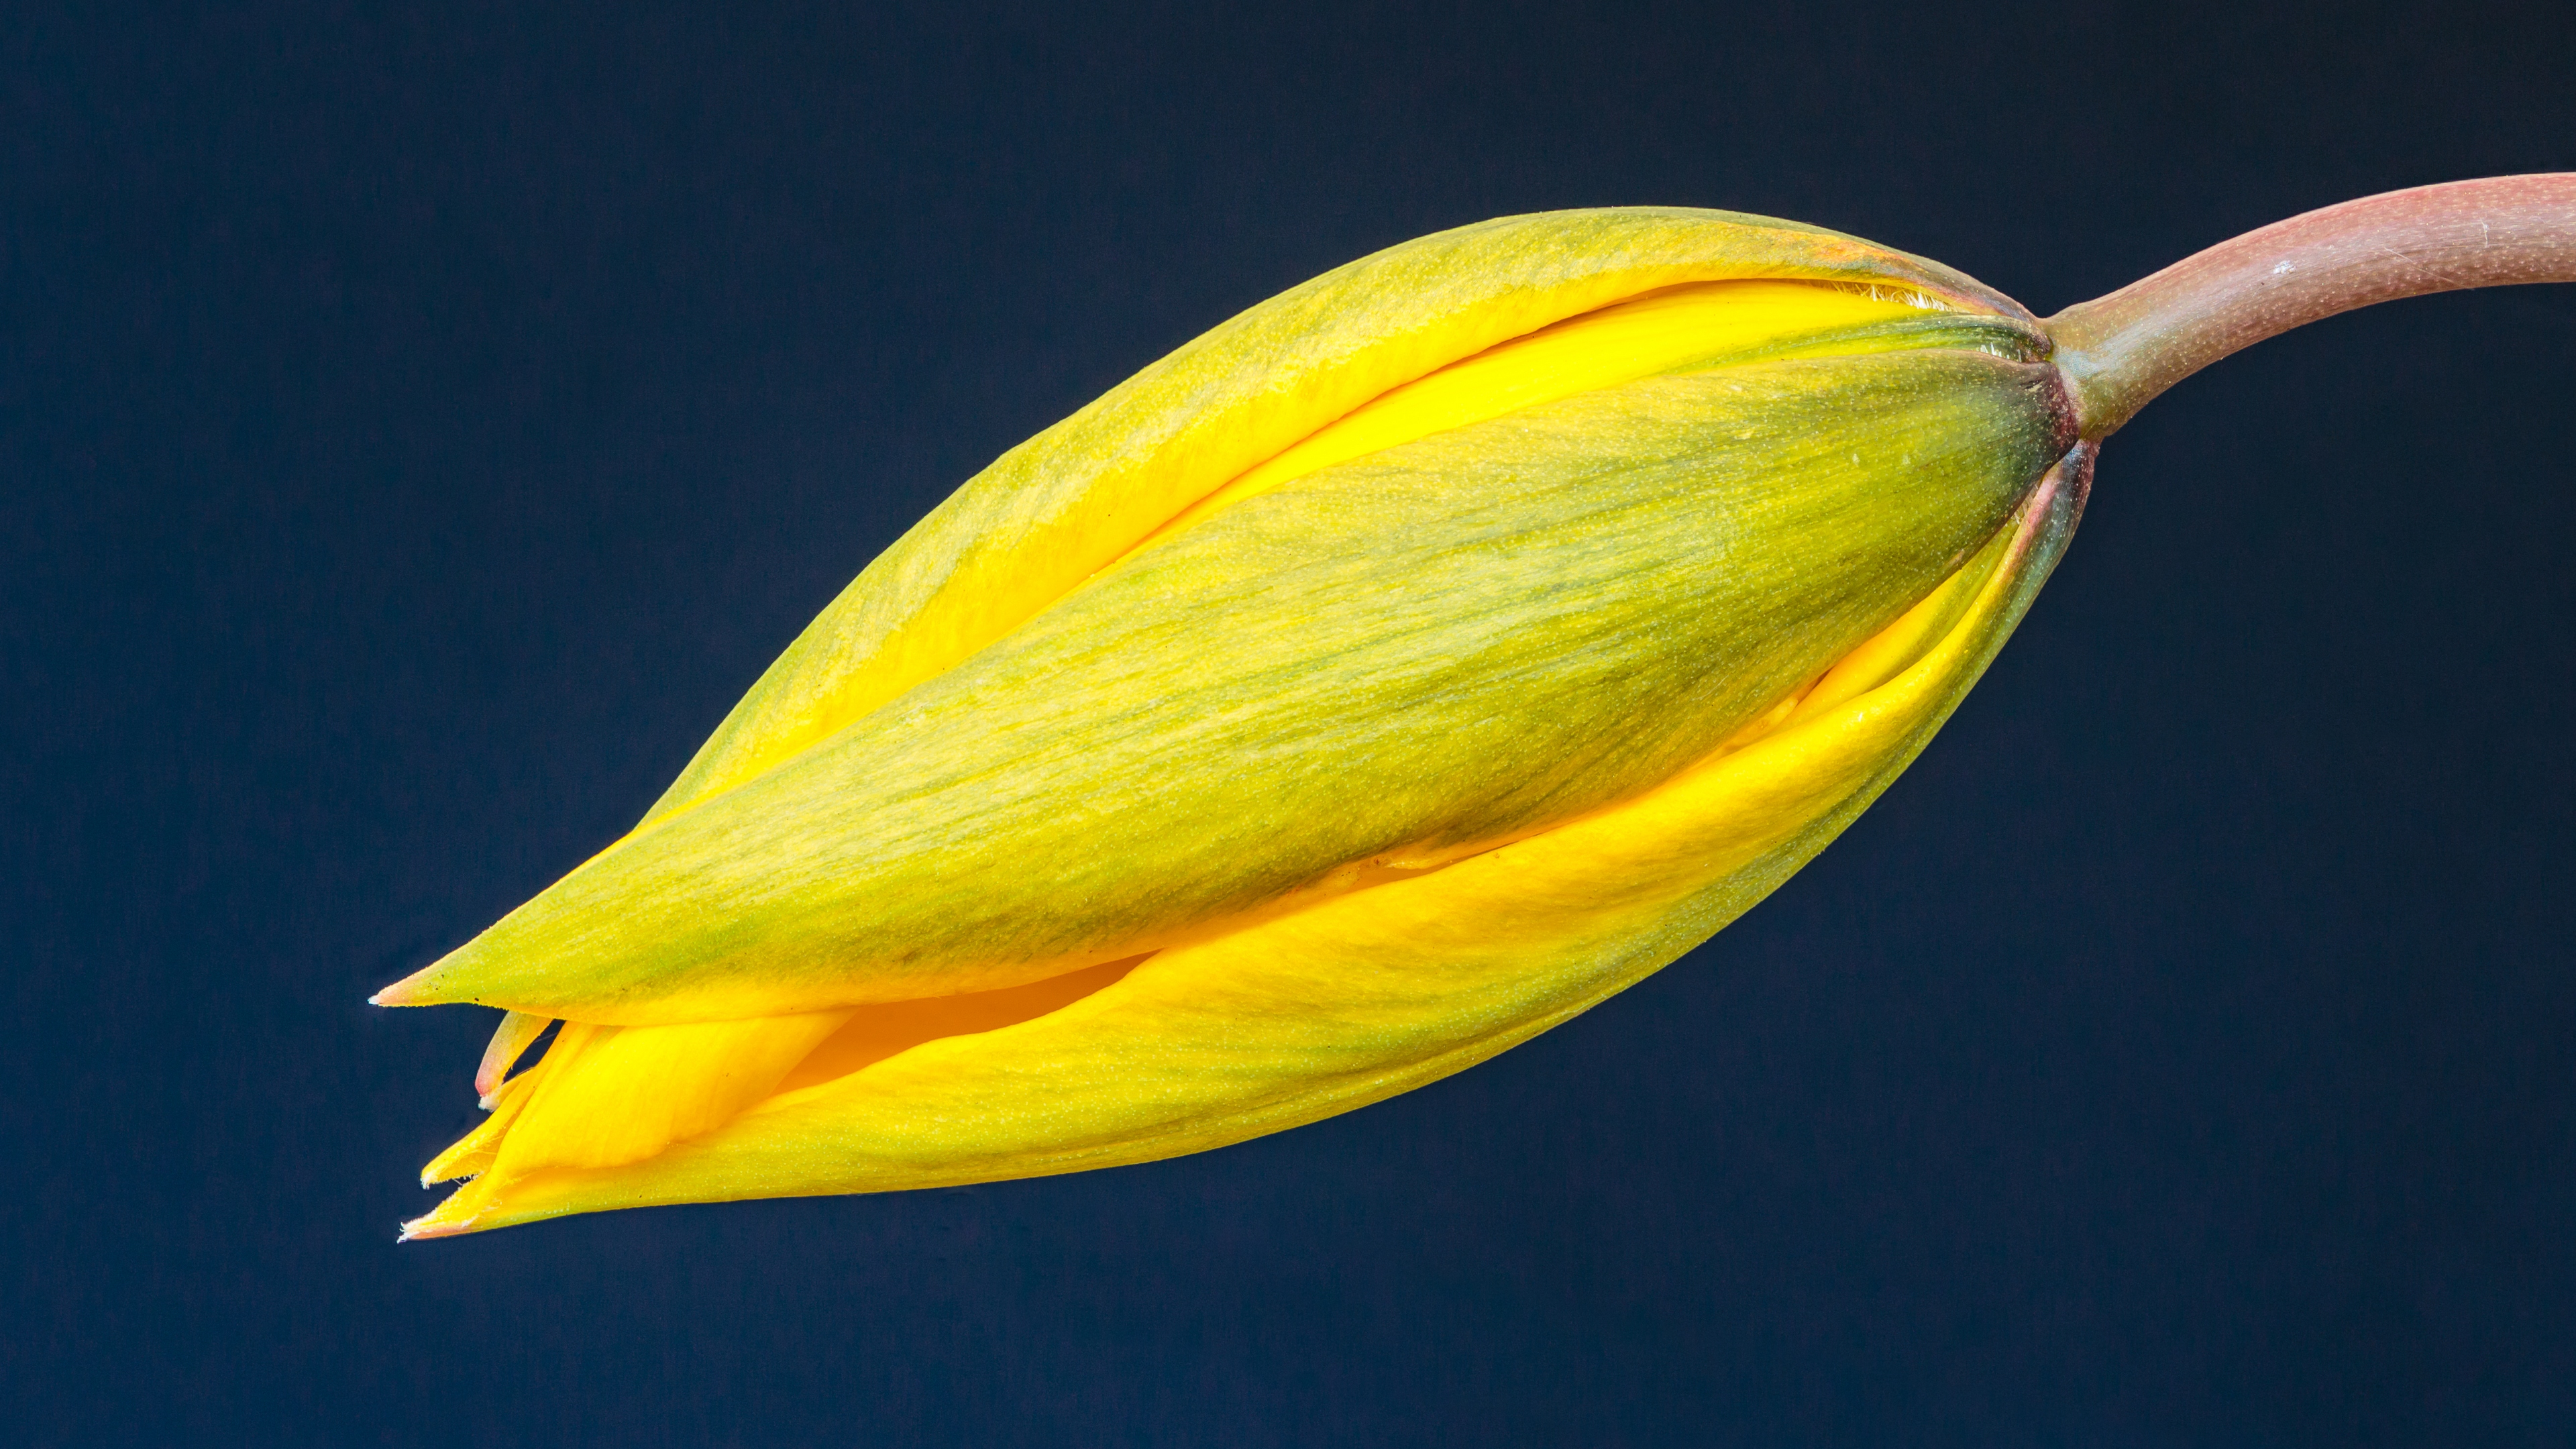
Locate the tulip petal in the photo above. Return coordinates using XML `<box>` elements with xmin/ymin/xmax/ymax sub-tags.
<box><xmin>419</xmin><ymin>1057</ymin><xmax>544</xmax><ymax>1185</ymax></box>
<box><xmin>404</xmin><ymin>450</ymin><xmax>2088</xmax><ymax>1235</ymax></box>
<box><xmin>472</xmin><ymin>1010</ymin><xmax>552</xmax><ymax>1106</ymax></box>
<box><xmin>1131</xmin><ymin>280</ymin><xmax>2019</xmax><ymax>554</ymax></box>
<box><xmin>478</xmin><ymin>1010</ymin><xmax>855</xmax><ymax>1175</ymax></box>
<box><xmin>396</xmin><ymin>347</ymin><xmax>2072</xmax><ymax>1023</ymax></box>
<box><xmin>638</xmin><ymin>211</ymin><xmax>2037</xmax><ymax>824</ymax></box>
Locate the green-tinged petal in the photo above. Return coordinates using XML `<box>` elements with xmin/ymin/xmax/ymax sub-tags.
<box><xmin>402</xmin><ymin>453</ymin><xmax>2087</xmax><ymax>1237</ymax></box>
<box><xmin>639</xmin><ymin>210</ymin><xmax>2037</xmax><ymax>825</ymax></box>
<box><xmin>397</xmin><ymin>347</ymin><xmax>2072</xmax><ymax>1023</ymax></box>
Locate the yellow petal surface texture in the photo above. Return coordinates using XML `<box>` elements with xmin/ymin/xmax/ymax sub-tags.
<box><xmin>634</xmin><ymin>211</ymin><xmax>2035</xmax><ymax>823</ymax></box>
<box><xmin>479</xmin><ymin>1010</ymin><xmax>855</xmax><ymax>1173</ymax></box>
<box><xmin>1132</xmin><ymin>278</ymin><xmax>1994</xmax><ymax>551</ymax></box>
<box><xmin>399</xmin><ymin>341</ymin><xmax>2070</xmax><ymax>1023</ymax></box>
<box><xmin>403</xmin><ymin>453</ymin><xmax>2090</xmax><ymax>1238</ymax></box>
<box><xmin>368</xmin><ymin>214</ymin><xmax>2029</xmax><ymax>1016</ymax></box>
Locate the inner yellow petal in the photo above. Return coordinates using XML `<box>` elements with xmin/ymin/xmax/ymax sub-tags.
<box><xmin>420</xmin><ymin>1063</ymin><xmax>545</xmax><ymax>1185</ymax></box>
<box><xmin>428</xmin><ymin>957</ymin><xmax>1154</xmax><ymax>1209</ymax></box>
<box><xmin>1128</xmin><ymin>280</ymin><xmax>1933</xmax><ymax>555</ymax></box>
<box><xmin>769</xmin><ymin>953</ymin><xmax>1149</xmax><ymax>1096</ymax></box>
<box><xmin>486</xmin><ymin>1010</ymin><xmax>855</xmax><ymax>1174</ymax></box>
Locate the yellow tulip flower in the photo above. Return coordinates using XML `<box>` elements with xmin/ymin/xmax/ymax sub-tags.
<box><xmin>380</xmin><ymin>176</ymin><xmax>2576</xmax><ymax>1236</ymax></box>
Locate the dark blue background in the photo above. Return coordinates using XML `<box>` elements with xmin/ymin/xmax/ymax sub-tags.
<box><xmin>9</xmin><ymin>3</ymin><xmax>2575</xmax><ymax>1443</ymax></box>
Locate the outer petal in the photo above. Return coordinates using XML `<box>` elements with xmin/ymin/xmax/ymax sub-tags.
<box><xmin>643</xmin><ymin>209</ymin><xmax>2036</xmax><ymax>820</ymax></box>
<box><xmin>398</xmin><ymin>348</ymin><xmax>2071</xmax><ymax>1022</ymax></box>
<box><xmin>405</xmin><ymin>449</ymin><xmax>2089</xmax><ymax>1237</ymax></box>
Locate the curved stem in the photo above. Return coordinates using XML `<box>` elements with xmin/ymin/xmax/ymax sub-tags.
<box><xmin>2045</xmin><ymin>174</ymin><xmax>2576</xmax><ymax>438</ymax></box>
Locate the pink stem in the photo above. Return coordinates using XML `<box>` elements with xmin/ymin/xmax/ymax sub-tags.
<box><xmin>2044</xmin><ymin>174</ymin><xmax>2576</xmax><ymax>438</ymax></box>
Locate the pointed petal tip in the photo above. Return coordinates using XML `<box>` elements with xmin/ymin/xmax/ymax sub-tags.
<box><xmin>370</xmin><ymin>961</ymin><xmax>441</xmax><ymax>1008</ymax></box>
<box><xmin>398</xmin><ymin>1208</ymin><xmax>478</xmax><ymax>1242</ymax></box>
<box><xmin>473</xmin><ymin>1011</ymin><xmax>553</xmax><ymax>1101</ymax></box>
<box><xmin>419</xmin><ymin>1145</ymin><xmax>489</xmax><ymax>1186</ymax></box>
<box><xmin>404</xmin><ymin>1161</ymin><xmax>513</xmax><ymax>1238</ymax></box>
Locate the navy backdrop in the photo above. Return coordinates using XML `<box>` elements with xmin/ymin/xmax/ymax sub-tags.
<box><xmin>8</xmin><ymin>3</ymin><xmax>2576</xmax><ymax>1444</ymax></box>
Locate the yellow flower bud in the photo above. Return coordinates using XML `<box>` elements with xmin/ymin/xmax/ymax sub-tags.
<box><xmin>383</xmin><ymin>205</ymin><xmax>2091</xmax><ymax>1236</ymax></box>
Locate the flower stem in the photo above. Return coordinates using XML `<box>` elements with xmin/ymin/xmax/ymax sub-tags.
<box><xmin>2045</xmin><ymin>174</ymin><xmax>2576</xmax><ymax>439</ymax></box>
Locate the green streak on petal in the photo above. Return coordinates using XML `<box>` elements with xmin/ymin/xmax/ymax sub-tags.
<box><xmin>405</xmin><ymin>347</ymin><xmax>2070</xmax><ymax>1023</ymax></box>
<box><xmin>641</xmin><ymin>210</ymin><xmax>2035</xmax><ymax>826</ymax></box>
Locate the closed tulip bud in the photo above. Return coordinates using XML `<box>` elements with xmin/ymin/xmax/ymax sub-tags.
<box><xmin>380</xmin><ymin>178</ymin><xmax>2576</xmax><ymax>1237</ymax></box>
